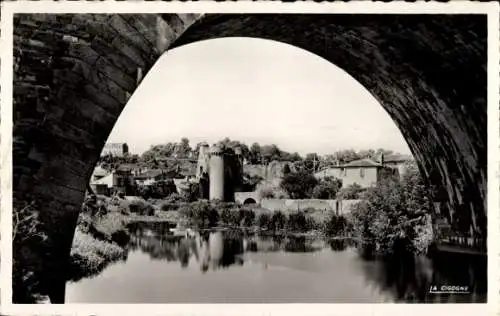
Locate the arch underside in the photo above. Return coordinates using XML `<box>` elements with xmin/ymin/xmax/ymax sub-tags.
<box><xmin>12</xmin><ymin>13</ymin><xmax>487</xmax><ymax>301</ymax></box>
<box><xmin>244</xmin><ymin>198</ymin><xmax>257</xmax><ymax>205</ymax></box>
<box><xmin>172</xmin><ymin>14</ymin><xmax>487</xmax><ymax>235</ymax></box>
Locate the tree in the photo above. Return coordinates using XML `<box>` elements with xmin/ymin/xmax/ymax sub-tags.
<box><xmin>282</xmin><ymin>164</ymin><xmax>291</xmax><ymax>175</ymax></box>
<box><xmin>348</xmin><ymin>161</ymin><xmax>434</xmax><ymax>256</ymax></box>
<box><xmin>180</xmin><ymin>182</ymin><xmax>201</xmax><ymax>202</ymax></box>
<box><xmin>218</xmin><ymin>137</ymin><xmax>232</xmax><ymax>149</ymax></box>
<box><xmin>260</xmin><ymin>144</ymin><xmax>281</xmax><ymax>164</ymax></box>
<box><xmin>312</xmin><ymin>176</ymin><xmax>342</xmax><ymax>199</ymax></box>
<box><xmin>141</xmin><ymin>143</ymin><xmax>176</xmax><ymax>161</ymax></box>
<box><xmin>249</xmin><ymin>142</ymin><xmax>262</xmax><ymax>164</ymax></box>
<box><xmin>192</xmin><ymin>142</ymin><xmax>203</xmax><ymax>158</ymax></box>
<box><xmin>357</xmin><ymin>149</ymin><xmax>376</xmax><ymax>160</ymax></box>
<box><xmin>289</xmin><ymin>152</ymin><xmax>303</xmax><ymax>162</ymax></box>
<box><xmin>175</xmin><ymin>137</ymin><xmax>191</xmax><ymax>158</ymax></box>
<box><xmin>324</xmin><ymin>214</ymin><xmax>348</xmax><ymax>236</ymax></box>
<box><xmin>322</xmin><ymin>154</ymin><xmax>339</xmax><ymax>166</ymax></box>
<box><xmin>338</xmin><ymin>183</ymin><xmax>364</xmax><ymax>199</ymax></box>
<box><xmin>332</xmin><ymin>149</ymin><xmax>360</xmax><ymax>164</ymax></box>
<box><xmin>242</xmin><ymin>173</ymin><xmax>264</xmax><ymax>191</ymax></box>
<box><xmin>304</xmin><ymin>153</ymin><xmax>320</xmax><ymax>172</ymax></box>
<box><xmin>374</xmin><ymin>148</ymin><xmax>394</xmax><ymax>159</ymax></box>
<box><xmin>280</xmin><ymin>170</ymin><xmax>319</xmax><ymax>199</ymax></box>
<box><xmin>217</xmin><ymin>138</ymin><xmax>251</xmax><ymax>161</ymax></box>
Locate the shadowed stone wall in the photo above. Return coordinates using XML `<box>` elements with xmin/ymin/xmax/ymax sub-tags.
<box><xmin>13</xmin><ymin>13</ymin><xmax>201</xmax><ymax>302</ymax></box>
<box><xmin>12</xmin><ymin>13</ymin><xmax>487</xmax><ymax>302</ymax></box>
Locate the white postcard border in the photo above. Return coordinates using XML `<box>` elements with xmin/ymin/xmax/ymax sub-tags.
<box><xmin>1</xmin><ymin>1</ymin><xmax>498</xmax><ymax>315</ymax></box>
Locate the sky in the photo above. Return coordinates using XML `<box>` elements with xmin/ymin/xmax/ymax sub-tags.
<box><xmin>106</xmin><ymin>37</ymin><xmax>411</xmax><ymax>157</ymax></box>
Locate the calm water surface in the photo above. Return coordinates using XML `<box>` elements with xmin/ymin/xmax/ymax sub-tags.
<box><xmin>65</xmin><ymin>221</ymin><xmax>486</xmax><ymax>303</ymax></box>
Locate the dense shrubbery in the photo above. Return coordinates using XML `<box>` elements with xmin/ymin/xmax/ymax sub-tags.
<box><xmin>348</xmin><ymin>161</ymin><xmax>434</xmax><ymax>256</ymax></box>
<box><xmin>160</xmin><ymin>193</ymin><xmax>184</xmax><ymax>211</ymax></box>
<box><xmin>177</xmin><ymin>200</ymin><xmax>333</xmax><ymax>233</ymax></box>
<box><xmin>220</xmin><ymin>208</ymin><xmax>242</xmax><ymax>226</ymax></box>
<box><xmin>240</xmin><ymin>208</ymin><xmax>256</xmax><ymax>226</ymax></box>
<box><xmin>259</xmin><ymin>187</ymin><xmax>277</xmax><ymax>199</ymax></box>
<box><xmin>178</xmin><ymin>200</ymin><xmax>259</xmax><ymax>228</ymax></box>
<box><xmin>178</xmin><ymin>201</ymin><xmax>219</xmax><ymax>228</ymax></box>
<box><xmin>257</xmin><ymin>212</ymin><xmax>288</xmax><ymax>231</ymax></box>
<box><xmin>287</xmin><ymin>212</ymin><xmax>310</xmax><ymax>232</ymax></box>
<box><xmin>128</xmin><ymin>200</ymin><xmax>155</xmax><ymax>216</ymax></box>
<box><xmin>256</xmin><ymin>182</ymin><xmax>289</xmax><ymax>199</ymax></box>
<box><xmin>257</xmin><ymin>213</ymin><xmax>272</xmax><ymax>229</ymax></box>
<box><xmin>256</xmin><ymin>210</ymin><xmax>318</xmax><ymax>233</ymax></box>
<box><xmin>241</xmin><ymin>174</ymin><xmax>265</xmax><ymax>192</ymax></box>
<box><xmin>280</xmin><ymin>170</ymin><xmax>319</xmax><ymax>199</ymax></box>
<box><xmin>82</xmin><ymin>194</ymin><xmax>108</xmax><ymax>216</ymax></box>
<box><xmin>338</xmin><ymin>183</ymin><xmax>364</xmax><ymax>200</ymax></box>
<box><xmin>271</xmin><ymin>211</ymin><xmax>287</xmax><ymax>230</ymax></box>
<box><xmin>323</xmin><ymin>214</ymin><xmax>349</xmax><ymax>236</ymax></box>
<box><xmin>180</xmin><ymin>182</ymin><xmax>201</xmax><ymax>202</ymax></box>
<box><xmin>311</xmin><ymin>176</ymin><xmax>343</xmax><ymax>199</ymax></box>
<box><xmin>137</xmin><ymin>180</ymin><xmax>178</xmax><ymax>200</ymax></box>
<box><xmin>280</xmin><ymin>171</ymin><xmax>344</xmax><ymax>200</ymax></box>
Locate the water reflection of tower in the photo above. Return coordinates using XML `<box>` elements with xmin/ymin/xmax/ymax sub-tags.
<box><xmin>196</xmin><ymin>235</ymin><xmax>211</xmax><ymax>273</ymax></box>
<box><xmin>209</xmin><ymin>232</ymin><xmax>225</xmax><ymax>269</ymax></box>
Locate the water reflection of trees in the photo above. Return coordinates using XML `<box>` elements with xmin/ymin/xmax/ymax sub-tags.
<box><xmin>127</xmin><ymin>223</ymin><xmax>326</xmax><ymax>272</ymax></box>
<box><xmin>357</xmin><ymin>243</ymin><xmax>487</xmax><ymax>303</ymax></box>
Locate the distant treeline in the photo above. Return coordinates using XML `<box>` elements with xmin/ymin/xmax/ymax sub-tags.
<box><xmin>100</xmin><ymin>137</ymin><xmax>402</xmax><ymax>170</ymax></box>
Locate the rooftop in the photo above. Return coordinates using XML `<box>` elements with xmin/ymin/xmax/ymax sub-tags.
<box><xmin>93</xmin><ymin>165</ymin><xmax>108</xmax><ymax>177</ymax></box>
<box><xmin>342</xmin><ymin>158</ymin><xmax>382</xmax><ymax>168</ymax></box>
<box><xmin>135</xmin><ymin>169</ymin><xmax>166</xmax><ymax>180</ymax></box>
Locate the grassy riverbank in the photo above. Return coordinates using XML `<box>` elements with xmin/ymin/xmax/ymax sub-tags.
<box><xmin>69</xmin><ymin>229</ymin><xmax>127</xmax><ymax>281</ymax></box>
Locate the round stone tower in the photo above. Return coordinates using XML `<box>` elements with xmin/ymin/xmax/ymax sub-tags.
<box><xmin>196</xmin><ymin>142</ymin><xmax>210</xmax><ymax>179</ymax></box>
<box><xmin>209</xmin><ymin>144</ymin><xmax>225</xmax><ymax>201</ymax></box>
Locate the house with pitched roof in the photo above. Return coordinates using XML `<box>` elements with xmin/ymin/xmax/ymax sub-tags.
<box><xmin>134</xmin><ymin>169</ymin><xmax>171</xmax><ymax>186</ymax></box>
<box><xmin>314</xmin><ymin>154</ymin><xmax>409</xmax><ymax>188</ymax></box>
<box><xmin>382</xmin><ymin>153</ymin><xmax>413</xmax><ymax>175</ymax></box>
<box><xmin>89</xmin><ymin>165</ymin><xmax>135</xmax><ymax>196</ymax></box>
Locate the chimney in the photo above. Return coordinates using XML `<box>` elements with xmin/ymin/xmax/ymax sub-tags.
<box><xmin>379</xmin><ymin>153</ymin><xmax>385</xmax><ymax>165</ymax></box>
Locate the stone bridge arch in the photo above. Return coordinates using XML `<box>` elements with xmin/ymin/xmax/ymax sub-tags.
<box><xmin>13</xmin><ymin>13</ymin><xmax>487</xmax><ymax>302</ymax></box>
<box><xmin>235</xmin><ymin>192</ymin><xmax>261</xmax><ymax>205</ymax></box>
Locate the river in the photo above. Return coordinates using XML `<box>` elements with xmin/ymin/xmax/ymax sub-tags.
<box><xmin>65</xmin><ymin>221</ymin><xmax>486</xmax><ymax>303</ymax></box>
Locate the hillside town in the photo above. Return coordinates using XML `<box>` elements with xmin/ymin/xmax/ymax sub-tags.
<box><xmin>90</xmin><ymin>140</ymin><xmax>413</xmax><ymax>215</ymax></box>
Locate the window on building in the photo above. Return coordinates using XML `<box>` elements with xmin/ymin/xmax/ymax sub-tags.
<box><xmin>360</xmin><ymin>168</ymin><xmax>365</xmax><ymax>178</ymax></box>
<box><xmin>344</xmin><ymin>168</ymin><xmax>347</xmax><ymax>176</ymax></box>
